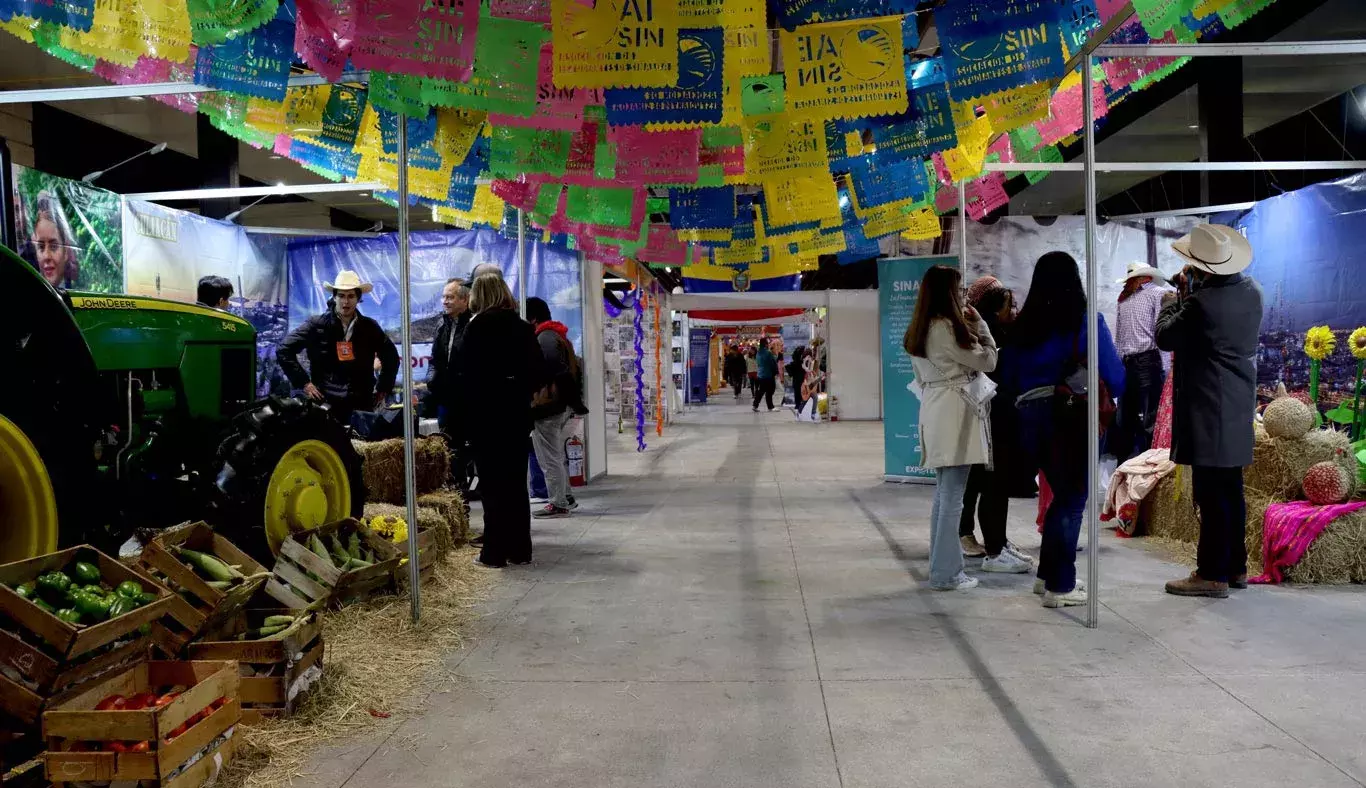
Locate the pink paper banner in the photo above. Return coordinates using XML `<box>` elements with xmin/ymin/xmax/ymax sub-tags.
<box><xmin>1096</xmin><ymin>0</ymin><xmax>1130</xmax><ymax>20</ymax></box>
<box><xmin>273</xmin><ymin>134</ymin><xmax>292</xmax><ymax>156</ymax></box>
<box><xmin>638</xmin><ymin>224</ymin><xmax>689</xmax><ymax>264</ymax></box>
<box><xmin>490</xmin><ymin>45</ymin><xmax>602</xmax><ymax>131</ymax></box>
<box><xmin>295</xmin><ymin>0</ymin><xmax>353</xmax><ymax>82</ymax></box>
<box><xmin>488</xmin><ymin>0</ymin><xmax>550</xmax><ymax>24</ymax></box>
<box><xmin>1035</xmin><ymin>81</ymin><xmax>1110</xmax><ymax>146</ymax></box>
<box><xmin>933</xmin><ymin>184</ymin><xmax>958</xmax><ymax>213</ymax></box>
<box><xmin>351</xmin><ymin>0</ymin><xmax>479</xmax><ymax>82</ymax></box>
<box><xmin>699</xmin><ymin>143</ymin><xmax>744</xmax><ymax>177</ymax></box>
<box><xmin>610</xmin><ymin>127</ymin><xmax>702</xmax><ymax>185</ymax></box>
<box><xmin>987</xmin><ymin>134</ymin><xmax>1015</xmax><ymax>163</ymax></box>
<box><xmin>931</xmin><ymin>152</ymin><xmax>953</xmax><ymax>187</ymax></box>
<box><xmin>965</xmin><ymin>172</ymin><xmax>1009</xmax><ymax>220</ymax></box>
<box><xmin>491</xmin><ymin>178</ymin><xmax>538</xmax><ymax>211</ymax></box>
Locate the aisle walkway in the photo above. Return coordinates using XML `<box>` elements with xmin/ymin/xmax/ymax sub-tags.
<box><xmin>303</xmin><ymin>401</ymin><xmax>1366</xmax><ymax>788</ymax></box>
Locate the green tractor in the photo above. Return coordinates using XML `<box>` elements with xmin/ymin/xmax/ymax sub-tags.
<box><xmin>0</xmin><ymin>243</ymin><xmax>364</xmax><ymax>563</ymax></box>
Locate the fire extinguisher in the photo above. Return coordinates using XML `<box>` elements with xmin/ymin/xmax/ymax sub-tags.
<box><xmin>565</xmin><ymin>435</ymin><xmax>586</xmax><ymax>487</ymax></box>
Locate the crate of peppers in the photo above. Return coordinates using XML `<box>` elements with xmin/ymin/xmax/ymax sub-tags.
<box><xmin>0</xmin><ymin>546</ymin><xmax>170</xmax><ymax>724</ymax></box>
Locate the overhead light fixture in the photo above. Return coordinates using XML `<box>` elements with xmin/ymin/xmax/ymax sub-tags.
<box><xmin>604</xmin><ymin>277</ymin><xmax>629</xmax><ymax>284</ymax></box>
<box><xmin>127</xmin><ymin>95</ymin><xmax>145</xmax><ymax>102</ymax></box>
<box><xmin>81</xmin><ymin>141</ymin><xmax>168</xmax><ymax>183</ymax></box>
<box><xmin>224</xmin><ymin>194</ymin><xmax>272</xmax><ymax>223</ymax></box>
<box><xmin>1188</xmin><ymin>124</ymin><xmax>1199</xmax><ymax>129</ymax></box>
<box><xmin>665</xmin><ymin>267</ymin><xmax>673</xmax><ymax>273</ymax></box>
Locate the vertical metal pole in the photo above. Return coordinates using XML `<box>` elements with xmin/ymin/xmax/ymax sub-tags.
<box><xmin>398</xmin><ymin>114</ymin><xmax>422</xmax><ymax>623</ymax></box>
<box><xmin>517</xmin><ymin>209</ymin><xmax>528</xmax><ymax>318</ymax></box>
<box><xmin>957</xmin><ymin>181</ymin><xmax>968</xmax><ymax>275</ymax></box>
<box><xmin>1083</xmin><ymin>55</ymin><xmax>1100</xmax><ymax>629</ymax></box>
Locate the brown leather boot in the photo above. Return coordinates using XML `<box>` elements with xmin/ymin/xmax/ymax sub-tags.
<box><xmin>1165</xmin><ymin>572</ymin><xmax>1229</xmax><ymax>598</ymax></box>
<box><xmin>1230</xmin><ymin>574</ymin><xmax>1248</xmax><ymax>590</ymax></box>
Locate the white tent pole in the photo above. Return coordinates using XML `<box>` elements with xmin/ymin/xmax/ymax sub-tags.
<box><xmin>397</xmin><ymin>114</ymin><xmax>422</xmax><ymax>623</ymax></box>
<box><xmin>518</xmin><ymin>209</ymin><xmax>528</xmax><ymax>318</ymax></box>
<box><xmin>957</xmin><ymin>181</ymin><xmax>967</xmax><ymax>276</ymax></box>
<box><xmin>1083</xmin><ymin>54</ymin><xmax>1101</xmax><ymax>630</ymax></box>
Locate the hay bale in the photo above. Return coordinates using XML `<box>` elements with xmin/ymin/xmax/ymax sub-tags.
<box><xmin>1244</xmin><ymin>425</ymin><xmax>1352</xmax><ymax>499</ymax></box>
<box><xmin>353</xmin><ymin>436</ymin><xmax>452</xmax><ymax>504</ymax></box>
<box><xmin>362</xmin><ymin>502</ymin><xmax>444</xmax><ymax>537</ymax></box>
<box><xmin>1147</xmin><ymin>471</ymin><xmax>1201</xmax><ymax>545</ymax></box>
<box><xmin>1243</xmin><ymin>487</ymin><xmax>1275</xmax><ymax>569</ymax></box>
<box><xmin>1283</xmin><ymin>507</ymin><xmax>1366</xmax><ymax>585</ymax></box>
<box><xmin>417</xmin><ymin>488</ymin><xmax>469</xmax><ymax>547</ymax></box>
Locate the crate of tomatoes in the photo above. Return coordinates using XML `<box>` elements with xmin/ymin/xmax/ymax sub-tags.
<box><xmin>42</xmin><ymin>660</ymin><xmax>240</xmax><ymax>787</ymax></box>
<box><xmin>0</xmin><ymin>546</ymin><xmax>169</xmax><ymax>725</ymax></box>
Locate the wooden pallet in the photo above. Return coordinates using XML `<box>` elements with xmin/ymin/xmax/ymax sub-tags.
<box><xmin>188</xmin><ymin>610</ymin><xmax>323</xmax><ymax>723</ymax></box>
<box><xmin>0</xmin><ymin>546</ymin><xmax>170</xmax><ymax>663</ymax></box>
<box><xmin>265</xmin><ymin>519</ymin><xmax>402</xmax><ymax>610</ymax></box>
<box><xmin>138</xmin><ymin>523</ymin><xmax>268</xmax><ymax>656</ymax></box>
<box><xmin>42</xmin><ymin>660</ymin><xmax>240</xmax><ymax>787</ymax></box>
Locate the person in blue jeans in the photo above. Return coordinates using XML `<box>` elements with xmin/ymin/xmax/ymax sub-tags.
<box><xmin>999</xmin><ymin>252</ymin><xmax>1125</xmax><ymax>609</ymax></box>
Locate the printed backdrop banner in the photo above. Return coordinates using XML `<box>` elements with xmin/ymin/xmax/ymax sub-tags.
<box><xmin>122</xmin><ymin>199</ymin><xmax>291</xmax><ymax>397</ymax></box>
<box><xmin>11</xmin><ymin>164</ymin><xmax>123</xmax><ymax>292</ymax></box>
<box><xmin>687</xmin><ymin>327</ymin><xmax>711</xmax><ymax>403</ymax></box>
<box><xmin>287</xmin><ymin>227</ymin><xmax>584</xmax><ymax>382</ymax></box>
<box><xmin>879</xmin><ymin>255</ymin><xmax>944</xmax><ymax>481</ymax></box>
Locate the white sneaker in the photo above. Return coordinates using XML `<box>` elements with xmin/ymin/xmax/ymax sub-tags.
<box><xmin>1042</xmin><ymin>587</ymin><xmax>1088</xmax><ymax>608</ymax></box>
<box><xmin>1004</xmin><ymin>542</ymin><xmax>1035</xmax><ymax>564</ymax></box>
<box><xmin>1034</xmin><ymin>578</ymin><xmax>1086</xmax><ymax>595</ymax></box>
<box><xmin>981</xmin><ymin>552</ymin><xmax>1032</xmax><ymax>574</ymax></box>
<box><xmin>931</xmin><ymin>573</ymin><xmax>979</xmax><ymax>591</ymax></box>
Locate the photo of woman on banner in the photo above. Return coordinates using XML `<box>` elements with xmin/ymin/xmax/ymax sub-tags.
<box><xmin>26</xmin><ymin>191</ymin><xmax>81</xmax><ymax>289</ymax></box>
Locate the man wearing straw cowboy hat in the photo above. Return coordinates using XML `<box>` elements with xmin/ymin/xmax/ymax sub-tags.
<box><xmin>1156</xmin><ymin>224</ymin><xmax>1263</xmax><ymax>598</ymax></box>
<box><xmin>279</xmin><ymin>269</ymin><xmax>400</xmax><ymax>428</ymax></box>
<box><xmin>1112</xmin><ymin>262</ymin><xmax>1172</xmax><ymax>464</ymax></box>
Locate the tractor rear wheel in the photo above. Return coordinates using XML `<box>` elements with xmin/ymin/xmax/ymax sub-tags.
<box><xmin>0</xmin><ymin>413</ymin><xmax>60</xmax><ymax>562</ymax></box>
<box><xmin>212</xmin><ymin>397</ymin><xmax>365</xmax><ymax>560</ymax></box>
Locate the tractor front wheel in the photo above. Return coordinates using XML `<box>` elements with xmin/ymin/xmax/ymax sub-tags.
<box><xmin>212</xmin><ymin>397</ymin><xmax>365</xmax><ymax>559</ymax></box>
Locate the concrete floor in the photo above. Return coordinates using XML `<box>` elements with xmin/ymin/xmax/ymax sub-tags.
<box><xmin>299</xmin><ymin>401</ymin><xmax>1366</xmax><ymax>788</ymax></box>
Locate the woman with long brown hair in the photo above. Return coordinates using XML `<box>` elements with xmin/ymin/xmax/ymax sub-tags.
<box><xmin>904</xmin><ymin>265</ymin><xmax>998</xmax><ymax>591</ymax></box>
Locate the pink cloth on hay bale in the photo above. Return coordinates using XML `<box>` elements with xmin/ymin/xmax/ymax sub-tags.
<box><xmin>1250</xmin><ymin>500</ymin><xmax>1366</xmax><ymax>584</ymax></box>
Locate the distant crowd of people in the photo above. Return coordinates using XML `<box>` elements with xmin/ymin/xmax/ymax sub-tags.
<box><xmin>721</xmin><ymin>337</ymin><xmax>824</xmax><ymax>417</ymax></box>
<box><xmin>906</xmin><ymin>223</ymin><xmax>1262</xmax><ymax>605</ymax></box>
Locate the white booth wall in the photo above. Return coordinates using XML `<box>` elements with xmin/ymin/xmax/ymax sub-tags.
<box><xmin>581</xmin><ymin>254</ymin><xmax>608</xmax><ymax>480</ymax></box>
<box><xmin>826</xmin><ymin>290</ymin><xmax>882</xmax><ymax>421</ymax></box>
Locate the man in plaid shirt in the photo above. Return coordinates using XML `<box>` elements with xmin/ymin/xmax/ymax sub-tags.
<box><xmin>1112</xmin><ymin>264</ymin><xmax>1171</xmax><ymax>463</ymax></box>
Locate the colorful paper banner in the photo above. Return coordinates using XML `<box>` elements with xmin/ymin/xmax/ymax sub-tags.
<box><xmin>780</xmin><ymin>15</ymin><xmax>908</xmax><ymax>120</ymax></box>
<box><xmin>552</xmin><ymin>0</ymin><xmax>680</xmax><ymax>88</ymax></box>
<box><xmin>937</xmin><ymin>0</ymin><xmax>1066</xmax><ymax>101</ymax></box>
<box><xmin>605</xmin><ymin>27</ymin><xmax>724</xmax><ymax>126</ymax></box>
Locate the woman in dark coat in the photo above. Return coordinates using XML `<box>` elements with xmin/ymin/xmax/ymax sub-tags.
<box><xmin>457</xmin><ymin>273</ymin><xmax>546</xmax><ymax>568</ymax></box>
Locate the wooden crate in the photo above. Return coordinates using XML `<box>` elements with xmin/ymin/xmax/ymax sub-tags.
<box><xmin>265</xmin><ymin>519</ymin><xmax>402</xmax><ymax>610</ymax></box>
<box><xmin>42</xmin><ymin>660</ymin><xmax>240</xmax><ymax>787</ymax></box>
<box><xmin>395</xmin><ymin>527</ymin><xmax>442</xmax><ymax>586</ymax></box>
<box><xmin>0</xmin><ymin>546</ymin><xmax>170</xmax><ymax>663</ymax></box>
<box><xmin>188</xmin><ymin>610</ymin><xmax>323</xmax><ymax>723</ymax></box>
<box><xmin>138</xmin><ymin>523</ymin><xmax>268</xmax><ymax>656</ymax></box>
<box><xmin>0</xmin><ymin>632</ymin><xmax>148</xmax><ymax>726</ymax></box>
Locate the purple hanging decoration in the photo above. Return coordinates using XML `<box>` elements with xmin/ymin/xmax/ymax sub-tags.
<box><xmin>633</xmin><ymin>293</ymin><xmax>647</xmax><ymax>452</ymax></box>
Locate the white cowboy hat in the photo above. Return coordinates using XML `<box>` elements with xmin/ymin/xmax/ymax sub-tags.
<box><xmin>1115</xmin><ymin>262</ymin><xmax>1166</xmax><ymax>284</ymax></box>
<box><xmin>1171</xmin><ymin>223</ymin><xmax>1252</xmax><ymax>275</ymax></box>
<box><xmin>322</xmin><ymin>270</ymin><xmax>374</xmax><ymax>294</ymax></box>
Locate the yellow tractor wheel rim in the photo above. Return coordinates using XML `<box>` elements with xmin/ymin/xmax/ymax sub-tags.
<box><xmin>0</xmin><ymin>414</ymin><xmax>59</xmax><ymax>562</ymax></box>
<box><xmin>263</xmin><ymin>439</ymin><xmax>352</xmax><ymax>554</ymax></box>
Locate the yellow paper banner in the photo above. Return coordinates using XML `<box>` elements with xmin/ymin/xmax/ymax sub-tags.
<box><xmin>1192</xmin><ymin>0</ymin><xmax>1236</xmax><ymax>14</ymax></box>
<box><xmin>433</xmin><ymin>184</ymin><xmax>505</xmax><ymax>227</ymax></box>
<box><xmin>285</xmin><ymin>85</ymin><xmax>330</xmax><ymax>137</ymax></box>
<box><xmin>678</xmin><ymin>227</ymin><xmax>733</xmax><ymax>242</ymax></box>
<box><xmin>246</xmin><ymin>97</ymin><xmax>288</xmax><ymax>137</ymax></box>
<box><xmin>780</xmin><ymin>15</ymin><xmax>907</xmax><ymax>120</ymax></box>
<box><xmin>792</xmin><ymin>229</ymin><xmax>846</xmax><ymax>256</ymax></box>
<box><xmin>742</xmin><ymin>113</ymin><xmax>828</xmax><ymax>178</ymax></box>
<box><xmin>941</xmin><ymin>115</ymin><xmax>992</xmax><ymax>182</ymax></box>
<box><xmin>763</xmin><ymin>174</ymin><xmax>841</xmax><ymax>227</ymax></box>
<box><xmin>860</xmin><ymin>202</ymin><xmax>919</xmax><ymax>239</ymax></box>
<box><xmin>552</xmin><ymin>0</ymin><xmax>680</xmax><ymax>89</ymax></box>
<box><xmin>900</xmin><ymin>208</ymin><xmax>942</xmax><ymax>240</ymax></box>
<box><xmin>62</xmin><ymin>0</ymin><xmax>191</xmax><ymax>66</ymax></box>
<box><xmin>434</xmin><ymin>107</ymin><xmax>487</xmax><ymax>167</ymax></box>
<box><xmin>723</xmin><ymin>0</ymin><xmax>770</xmax><ymax>82</ymax></box>
<box><xmin>984</xmin><ymin>83</ymin><xmax>1050</xmax><ymax>134</ymax></box>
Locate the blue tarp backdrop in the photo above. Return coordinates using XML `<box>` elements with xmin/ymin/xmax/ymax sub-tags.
<box><xmin>287</xmin><ymin>227</ymin><xmax>583</xmax><ymax>385</ymax></box>
<box><xmin>1216</xmin><ymin>172</ymin><xmax>1366</xmax><ymax>403</ymax></box>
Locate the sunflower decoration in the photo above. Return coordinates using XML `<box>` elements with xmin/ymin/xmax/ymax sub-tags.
<box><xmin>1349</xmin><ymin>327</ymin><xmax>1366</xmax><ymax>360</ymax></box>
<box><xmin>1304</xmin><ymin>326</ymin><xmax>1336</xmax><ymax>360</ymax></box>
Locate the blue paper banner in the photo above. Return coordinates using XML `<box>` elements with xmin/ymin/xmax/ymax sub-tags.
<box><xmin>669</xmin><ymin>185</ymin><xmax>735</xmax><ymax>229</ymax></box>
<box><xmin>194</xmin><ymin>5</ymin><xmax>294</xmax><ymax>100</ymax></box>
<box><xmin>879</xmin><ymin>255</ymin><xmax>946</xmax><ymax>480</ymax></box>
<box><xmin>605</xmin><ymin>28</ymin><xmax>724</xmax><ymax>126</ymax></box>
<box><xmin>288</xmin><ymin>137</ymin><xmax>362</xmax><ymax>179</ymax></box>
<box><xmin>4</xmin><ymin>0</ymin><xmax>94</xmax><ymax>31</ymax></box>
<box><xmin>319</xmin><ymin>84</ymin><xmax>369</xmax><ymax>148</ymax></box>
<box><xmin>868</xmin><ymin>89</ymin><xmax>957</xmax><ymax>158</ymax></box>
<box><xmin>1060</xmin><ymin>0</ymin><xmax>1101</xmax><ymax>54</ymax></box>
<box><xmin>775</xmin><ymin>0</ymin><xmax>918</xmax><ymax>31</ymax></box>
<box><xmin>937</xmin><ymin>0</ymin><xmax>1066</xmax><ymax>101</ymax></box>
<box><xmin>849</xmin><ymin>152</ymin><xmax>929</xmax><ymax>209</ymax></box>
<box><xmin>377</xmin><ymin>109</ymin><xmax>439</xmax><ymax>155</ymax></box>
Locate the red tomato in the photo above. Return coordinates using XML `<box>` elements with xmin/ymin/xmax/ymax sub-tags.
<box><xmin>153</xmin><ymin>691</ymin><xmax>180</xmax><ymax>708</ymax></box>
<box><xmin>125</xmin><ymin>692</ymin><xmax>157</xmax><ymax>710</ymax></box>
<box><xmin>166</xmin><ymin>722</ymin><xmax>189</xmax><ymax>740</ymax></box>
<box><xmin>106</xmin><ymin>742</ymin><xmax>129</xmax><ymax>753</ymax></box>
<box><xmin>130</xmin><ymin>741</ymin><xmax>150</xmax><ymax>753</ymax></box>
<box><xmin>95</xmin><ymin>694</ymin><xmax>127</xmax><ymax>711</ymax></box>
<box><xmin>209</xmin><ymin>697</ymin><xmax>227</xmax><ymax>710</ymax></box>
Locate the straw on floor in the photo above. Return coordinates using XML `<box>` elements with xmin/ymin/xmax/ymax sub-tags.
<box><xmin>218</xmin><ymin>547</ymin><xmax>496</xmax><ymax>788</ymax></box>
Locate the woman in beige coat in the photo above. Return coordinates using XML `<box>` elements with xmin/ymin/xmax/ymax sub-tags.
<box><xmin>904</xmin><ymin>265</ymin><xmax>998</xmax><ymax>590</ymax></box>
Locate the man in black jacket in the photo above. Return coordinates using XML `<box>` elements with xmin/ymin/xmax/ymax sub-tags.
<box><xmin>1157</xmin><ymin>224</ymin><xmax>1263</xmax><ymax>599</ymax></box>
<box><xmin>526</xmin><ymin>297</ymin><xmax>585</xmax><ymax>519</ymax></box>
<box><xmin>429</xmin><ymin>278</ymin><xmax>471</xmax><ymax>488</ymax></box>
<box><xmin>279</xmin><ymin>270</ymin><xmax>400</xmax><ymax>428</ymax></box>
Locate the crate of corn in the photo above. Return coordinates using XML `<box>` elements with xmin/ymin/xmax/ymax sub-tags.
<box><xmin>0</xmin><ymin>546</ymin><xmax>170</xmax><ymax>726</ymax></box>
<box><xmin>188</xmin><ymin>610</ymin><xmax>322</xmax><ymax>724</ymax></box>
<box><xmin>137</xmin><ymin>523</ymin><xmax>270</xmax><ymax>657</ymax></box>
<box><xmin>41</xmin><ymin>660</ymin><xmax>240</xmax><ymax>787</ymax></box>
<box><xmin>265</xmin><ymin>519</ymin><xmax>402</xmax><ymax>610</ymax></box>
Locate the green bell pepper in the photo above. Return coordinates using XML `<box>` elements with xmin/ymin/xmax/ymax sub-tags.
<box><xmin>37</xmin><ymin>572</ymin><xmax>72</xmax><ymax>601</ymax></box>
<box><xmin>107</xmin><ymin>596</ymin><xmax>138</xmax><ymax>619</ymax></box>
<box><xmin>80</xmin><ymin>584</ymin><xmax>106</xmax><ymax>598</ymax></box>
<box><xmin>55</xmin><ymin>608</ymin><xmax>82</xmax><ymax>625</ymax></box>
<box><xmin>74</xmin><ymin>594</ymin><xmax>112</xmax><ymax>623</ymax></box>
<box><xmin>13</xmin><ymin>583</ymin><xmax>33</xmax><ymax>600</ymax></box>
<box><xmin>70</xmin><ymin>562</ymin><xmax>102</xmax><ymax>586</ymax></box>
<box><xmin>116</xmin><ymin>581</ymin><xmax>144</xmax><ymax>599</ymax></box>
<box><xmin>33</xmin><ymin>599</ymin><xmax>56</xmax><ymax>614</ymax></box>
